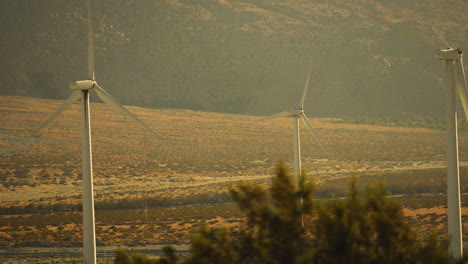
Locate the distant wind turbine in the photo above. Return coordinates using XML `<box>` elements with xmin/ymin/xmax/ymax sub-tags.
<box><xmin>35</xmin><ymin>0</ymin><xmax>156</xmax><ymax>263</ymax></box>
<box><xmin>370</xmin><ymin>14</ymin><xmax>467</xmax><ymax>261</ymax></box>
<box><xmin>257</xmin><ymin>62</ymin><xmax>329</xmax><ymax>188</ymax></box>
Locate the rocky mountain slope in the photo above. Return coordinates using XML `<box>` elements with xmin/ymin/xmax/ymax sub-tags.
<box><xmin>1</xmin><ymin>0</ymin><xmax>466</xmax><ymax>116</ymax></box>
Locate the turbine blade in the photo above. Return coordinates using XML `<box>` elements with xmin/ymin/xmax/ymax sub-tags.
<box><xmin>256</xmin><ymin>111</ymin><xmax>290</xmax><ymax>122</ymax></box>
<box><xmin>301</xmin><ymin>113</ymin><xmax>329</xmax><ymax>157</ymax></box>
<box><xmin>87</xmin><ymin>0</ymin><xmax>95</xmax><ymax>80</ymax></box>
<box><xmin>94</xmin><ymin>85</ymin><xmax>156</xmax><ymax>135</ymax></box>
<box><xmin>455</xmin><ymin>58</ymin><xmax>468</xmax><ymax>119</ymax></box>
<box><xmin>35</xmin><ymin>90</ymin><xmax>81</xmax><ymax>132</ymax></box>
<box><xmin>300</xmin><ymin>60</ymin><xmax>313</xmax><ymax>109</ymax></box>
<box><xmin>368</xmin><ymin>13</ymin><xmax>441</xmax><ymax>49</ymax></box>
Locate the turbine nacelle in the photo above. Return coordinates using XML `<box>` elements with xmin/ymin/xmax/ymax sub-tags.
<box><xmin>36</xmin><ymin>0</ymin><xmax>157</xmax><ymax>263</ymax></box>
<box><xmin>369</xmin><ymin>12</ymin><xmax>468</xmax><ymax>260</ymax></box>
<box><xmin>435</xmin><ymin>48</ymin><xmax>462</xmax><ymax>61</ymax></box>
<box><xmin>69</xmin><ymin>80</ymin><xmax>96</xmax><ymax>91</ymax></box>
<box><xmin>288</xmin><ymin>108</ymin><xmax>304</xmax><ymax>116</ymax></box>
<box><xmin>256</xmin><ymin>59</ymin><xmax>329</xmax><ymax>158</ymax></box>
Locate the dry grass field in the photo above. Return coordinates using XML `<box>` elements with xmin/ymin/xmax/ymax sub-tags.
<box><xmin>2</xmin><ymin>95</ymin><xmax>468</xmax><ymax>250</ymax></box>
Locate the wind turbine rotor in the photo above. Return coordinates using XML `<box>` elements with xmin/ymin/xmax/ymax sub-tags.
<box><xmin>256</xmin><ymin>111</ymin><xmax>291</xmax><ymax>122</ymax></box>
<box><xmin>34</xmin><ymin>0</ymin><xmax>159</xmax><ymax>263</ymax></box>
<box><xmin>94</xmin><ymin>85</ymin><xmax>157</xmax><ymax>135</ymax></box>
<box><xmin>454</xmin><ymin>56</ymin><xmax>468</xmax><ymax>119</ymax></box>
<box><xmin>300</xmin><ymin>61</ymin><xmax>313</xmax><ymax>109</ymax></box>
<box><xmin>87</xmin><ymin>0</ymin><xmax>95</xmax><ymax>81</ymax></box>
<box><xmin>35</xmin><ymin>91</ymin><xmax>81</xmax><ymax>132</ymax></box>
<box><xmin>370</xmin><ymin>9</ymin><xmax>466</xmax><ymax>260</ymax></box>
<box><xmin>300</xmin><ymin>113</ymin><xmax>329</xmax><ymax>157</ymax></box>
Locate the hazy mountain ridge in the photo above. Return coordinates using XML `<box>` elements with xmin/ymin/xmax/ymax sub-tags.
<box><xmin>1</xmin><ymin>0</ymin><xmax>466</xmax><ymax>116</ymax></box>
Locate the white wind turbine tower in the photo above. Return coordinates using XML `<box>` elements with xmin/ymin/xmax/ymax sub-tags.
<box><xmin>371</xmin><ymin>14</ymin><xmax>467</xmax><ymax>261</ymax></box>
<box><xmin>258</xmin><ymin>62</ymin><xmax>329</xmax><ymax>189</ymax></box>
<box><xmin>35</xmin><ymin>0</ymin><xmax>156</xmax><ymax>263</ymax></box>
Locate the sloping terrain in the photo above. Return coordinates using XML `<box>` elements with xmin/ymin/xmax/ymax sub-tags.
<box><xmin>2</xmin><ymin>95</ymin><xmax>468</xmax><ymax>250</ymax></box>
<box><xmin>1</xmin><ymin>95</ymin><xmax>468</xmax><ymax>206</ymax></box>
<box><xmin>0</xmin><ymin>0</ymin><xmax>466</xmax><ymax>116</ymax></box>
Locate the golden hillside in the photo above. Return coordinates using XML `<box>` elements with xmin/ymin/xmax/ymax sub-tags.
<box><xmin>1</xmin><ymin>95</ymin><xmax>467</xmax><ymax>207</ymax></box>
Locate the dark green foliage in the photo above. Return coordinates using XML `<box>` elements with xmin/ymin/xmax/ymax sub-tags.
<box><xmin>315</xmin><ymin>174</ymin><xmax>371</xmax><ymax>263</ymax></box>
<box><xmin>115</xmin><ymin>248</ymin><xmax>132</xmax><ymax>264</ymax></box>
<box><xmin>115</xmin><ymin>246</ymin><xmax>177</xmax><ymax>264</ymax></box>
<box><xmin>159</xmin><ymin>246</ymin><xmax>178</xmax><ymax>264</ymax></box>
<box><xmin>314</xmin><ymin>175</ymin><xmax>448</xmax><ymax>264</ymax></box>
<box><xmin>365</xmin><ymin>181</ymin><xmax>418</xmax><ymax>263</ymax></box>
<box><xmin>182</xmin><ymin>225</ymin><xmax>238</xmax><ymax>264</ymax></box>
<box><xmin>228</xmin><ymin>161</ymin><xmax>315</xmax><ymax>264</ymax></box>
<box><xmin>116</xmin><ymin>162</ymin><xmax>454</xmax><ymax>263</ymax></box>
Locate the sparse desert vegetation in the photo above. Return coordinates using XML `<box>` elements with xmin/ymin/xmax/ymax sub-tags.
<box><xmin>114</xmin><ymin>164</ymin><xmax>457</xmax><ymax>264</ymax></box>
<box><xmin>1</xmin><ymin>0</ymin><xmax>467</xmax><ymax>262</ymax></box>
<box><xmin>1</xmin><ymin>96</ymin><xmax>468</xmax><ymax>261</ymax></box>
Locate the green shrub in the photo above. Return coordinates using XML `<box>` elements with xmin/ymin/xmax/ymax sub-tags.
<box><xmin>116</xmin><ymin>162</ymin><xmax>465</xmax><ymax>263</ymax></box>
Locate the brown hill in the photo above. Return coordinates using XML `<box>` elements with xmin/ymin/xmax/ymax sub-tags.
<box><xmin>1</xmin><ymin>0</ymin><xmax>466</xmax><ymax>116</ymax></box>
<box><xmin>1</xmin><ymin>95</ymin><xmax>467</xmax><ymax>201</ymax></box>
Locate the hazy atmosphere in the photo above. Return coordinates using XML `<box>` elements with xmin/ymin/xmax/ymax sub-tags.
<box><xmin>1</xmin><ymin>0</ymin><xmax>466</xmax><ymax>116</ymax></box>
<box><xmin>1</xmin><ymin>0</ymin><xmax>468</xmax><ymax>263</ymax></box>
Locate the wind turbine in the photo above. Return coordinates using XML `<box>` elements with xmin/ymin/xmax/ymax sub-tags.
<box><xmin>370</xmin><ymin>14</ymin><xmax>467</xmax><ymax>261</ymax></box>
<box><xmin>35</xmin><ymin>1</ymin><xmax>156</xmax><ymax>263</ymax></box>
<box><xmin>257</xmin><ymin>62</ymin><xmax>329</xmax><ymax>188</ymax></box>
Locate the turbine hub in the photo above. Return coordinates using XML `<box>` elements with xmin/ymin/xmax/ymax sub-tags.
<box><xmin>69</xmin><ymin>80</ymin><xmax>96</xmax><ymax>91</ymax></box>
<box><xmin>435</xmin><ymin>48</ymin><xmax>462</xmax><ymax>61</ymax></box>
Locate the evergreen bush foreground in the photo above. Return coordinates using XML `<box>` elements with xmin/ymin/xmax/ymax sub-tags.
<box><xmin>115</xmin><ymin>162</ymin><xmax>464</xmax><ymax>264</ymax></box>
